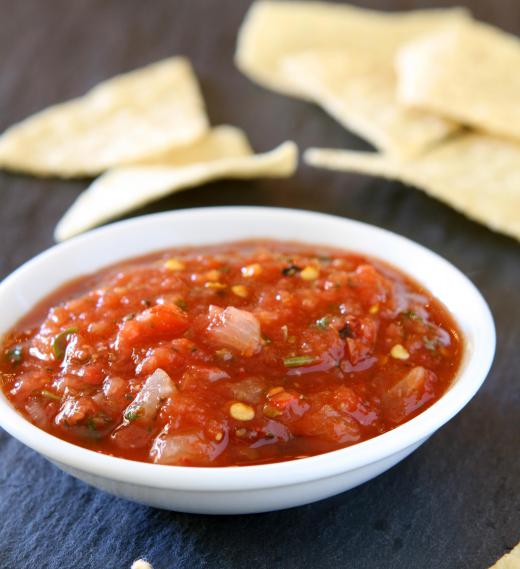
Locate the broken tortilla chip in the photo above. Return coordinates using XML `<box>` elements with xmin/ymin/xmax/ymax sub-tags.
<box><xmin>0</xmin><ymin>57</ymin><xmax>209</xmax><ymax>177</ymax></box>
<box><xmin>281</xmin><ymin>50</ymin><xmax>457</xmax><ymax>157</ymax></box>
<box><xmin>397</xmin><ymin>21</ymin><xmax>520</xmax><ymax>143</ymax></box>
<box><xmin>54</xmin><ymin>127</ymin><xmax>297</xmax><ymax>241</ymax></box>
<box><xmin>304</xmin><ymin>133</ymin><xmax>520</xmax><ymax>242</ymax></box>
<box><xmin>236</xmin><ymin>1</ymin><xmax>470</xmax><ymax>96</ymax></box>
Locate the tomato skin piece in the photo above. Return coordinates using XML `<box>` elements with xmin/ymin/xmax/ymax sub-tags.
<box><xmin>348</xmin><ymin>264</ymin><xmax>392</xmax><ymax>307</ymax></box>
<box><xmin>293</xmin><ymin>404</ymin><xmax>362</xmax><ymax>445</ymax></box>
<box><xmin>345</xmin><ymin>317</ymin><xmax>378</xmax><ymax>365</ymax></box>
<box><xmin>263</xmin><ymin>390</ymin><xmax>310</xmax><ymax>423</ymax></box>
<box><xmin>115</xmin><ymin>304</ymin><xmax>188</xmax><ymax>352</ymax></box>
<box><xmin>111</xmin><ymin>423</ymin><xmax>156</xmax><ymax>450</ymax></box>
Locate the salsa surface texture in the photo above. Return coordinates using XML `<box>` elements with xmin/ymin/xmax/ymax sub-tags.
<box><xmin>0</xmin><ymin>240</ymin><xmax>462</xmax><ymax>466</ymax></box>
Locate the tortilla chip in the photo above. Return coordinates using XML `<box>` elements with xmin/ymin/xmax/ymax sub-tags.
<box><xmin>131</xmin><ymin>124</ymin><xmax>252</xmax><ymax>166</ymax></box>
<box><xmin>54</xmin><ymin>128</ymin><xmax>297</xmax><ymax>240</ymax></box>
<box><xmin>0</xmin><ymin>57</ymin><xmax>209</xmax><ymax>177</ymax></box>
<box><xmin>236</xmin><ymin>1</ymin><xmax>470</xmax><ymax>96</ymax></box>
<box><xmin>304</xmin><ymin>133</ymin><xmax>520</xmax><ymax>242</ymax></box>
<box><xmin>281</xmin><ymin>50</ymin><xmax>457</xmax><ymax>157</ymax></box>
<box><xmin>489</xmin><ymin>542</ymin><xmax>520</xmax><ymax>568</ymax></box>
<box><xmin>397</xmin><ymin>21</ymin><xmax>520</xmax><ymax>142</ymax></box>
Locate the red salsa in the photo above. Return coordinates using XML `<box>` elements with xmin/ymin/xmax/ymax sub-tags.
<box><xmin>0</xmin><ymin>240</ymin><xmax>462</xmax><ymax>466</ymax></box>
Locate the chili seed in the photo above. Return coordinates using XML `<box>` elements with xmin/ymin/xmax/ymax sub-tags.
<box><xmin>164</xmin><ymin>258</ymin><xmax>185</xmax><ymax>271</ymax></box>
<box><xmin>231</xmin><ymin>285</ymin><xmax>248</xmax><ymax>298</ymax></box>
<box><xmin>300</xmin><ymin>266</ymin><xmax>319</xmax><ymax>281</ymax></box>
<box><xmin>229</xmin><ymin>402</ymin><xmax>255</xmax><ymax>421</ymax></box>
<box><xmin>204</xmin><ymin>282</ymin><xmax>227</xmax><ymax>290</ymax></box>
<box><xmin>390</xmin><ymin>344</ymin><xmax>410</xmax><ymax>360</ymax></box>
<box><xmin>241</xmin><ymin>264</ymin><xmax>262</xmax><ymax>278</ymax></box>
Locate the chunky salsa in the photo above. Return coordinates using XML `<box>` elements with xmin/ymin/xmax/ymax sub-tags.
<box><xmin>0</xmin><ymin>240</ymin><xmax>462</xmax><ymax>466</ymax></box>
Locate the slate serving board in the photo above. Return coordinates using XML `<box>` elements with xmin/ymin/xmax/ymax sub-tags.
<box><xmin>0</xmin><ymin>1</ymin><xmax>518</xmax><ymax>568</ymax></box>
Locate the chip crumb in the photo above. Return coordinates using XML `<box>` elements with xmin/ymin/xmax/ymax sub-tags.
<box><xmin>390</xmin><ymin>344</ymin><xmax>410</xmax><ymax>360</ymax></box>
<box><xmin>131</xmin><ymin>560</ymin><xmax>153</xmax><ymax>569</ymax></box>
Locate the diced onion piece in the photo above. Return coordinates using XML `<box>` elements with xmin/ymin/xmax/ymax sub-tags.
<box><xmin>228</xmin><ymin>377</ymin><xmax>265</xmax><ymax>403</ymax></box>
<box><xmin>25</xmin><ymin>399</ymin><xmax>48</xmax><ymax>427</ymax></box>
<box><xmin>123</xmin><ymin>368</ymin><xmax>175</xmax><ymax>423</ymax></box>
<box><xmin>207</xmin><ymin>306</ymin><xmax>261</xmax><ymax>356</ymax></box>
<box><xmin>150</xmin><ymin>428</ymin><xmax>226</xmax><ymax>465</ymax></box>
<box><xmin>382</xmin><ymin>366</ymin><xmax>436</xmax><ymax>423</ymax></box>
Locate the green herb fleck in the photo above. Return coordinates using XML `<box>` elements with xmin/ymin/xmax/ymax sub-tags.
<box><xmin>315</xmin><ymin>316</ymin><xmax>330</xmax><ymax>330</ymax></box>
<box><xmin>97</xmin><ymin>413</ymin><xmax>113</xmax><ymax>425</ymax></box>
<box><xmin>317</xmin><ymin>256</ymin><xmax>331</xmax><ymax>264</ymax></box>
<box><xmin>87</xmin><ymin>417</ymin><xmax>98</xmax><ymax>432</ymax></box>
<box><xmin>283</xmin><ymin>355</ymin><xmax>318</xmax><ymax>368</ymax></box>
<box><xmin>124</xmin><ymin>407</ymin><xmax>142</xmax><ymax>422</ymax></box>
<box><xmin>282</xmin><ymin>264</ymin><xmax>302</xmax><ymax>277</ymax></box>
<box><xmin>423</xmin><ymin>336</ymin><xmax>439</xmax><ymax>351</ymax></box>
<box><xmin>52</xmin><ymin>328</ymin><xmax>78</xmax><ymax>360</ymax></box>
<box><xmin>41</xmin><ymin>389</ymin><xmax>61</xmax><ymax>401</ymax></box>
<box><xmin>262</xmin><ymin>334</ymin><xmax>272</xmax><ymax>345</ymax></box>
<box><xmin>174</xmin><ymin>298</ymin><xmax>187</xmax><ymax>311</ymax></box>
<box><xmin>6</xmin><ymin>345</ymin><xmax>23</xmax><ymax>365</ymax></box>
<box><xmin>402</xmin><ymin>310</ymin><xmax>421</xmax><ymax>321</ymax></box>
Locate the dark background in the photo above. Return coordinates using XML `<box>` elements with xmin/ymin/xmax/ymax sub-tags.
<box><xmin>0</xmin><ymin>1</ymin><xmax>519</xmax><ymax>568</ymax></box>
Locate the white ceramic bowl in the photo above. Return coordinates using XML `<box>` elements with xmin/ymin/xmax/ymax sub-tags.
<box><xmin>0</xmin><ymin>207</ymin><xmax>495</xmax><ymax>514</ymax></box>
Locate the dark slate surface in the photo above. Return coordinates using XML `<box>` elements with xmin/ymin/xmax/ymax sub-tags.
<box><xmin>0</xmin><ymin>1</ymin><xmax>519</xmax><ymax>568</ymax></box>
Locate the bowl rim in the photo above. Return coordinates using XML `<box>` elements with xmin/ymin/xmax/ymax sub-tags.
<box><xmin>0</xmin><ymin>206</ymin><xmax>496</xmax><ymax>491</ymax></box>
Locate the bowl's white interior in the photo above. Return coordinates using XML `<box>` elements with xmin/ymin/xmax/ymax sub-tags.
<box><xmin>0</xmin><ymin>207</ymin><xmax>495</xmax><ymax>491</ymax></box>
